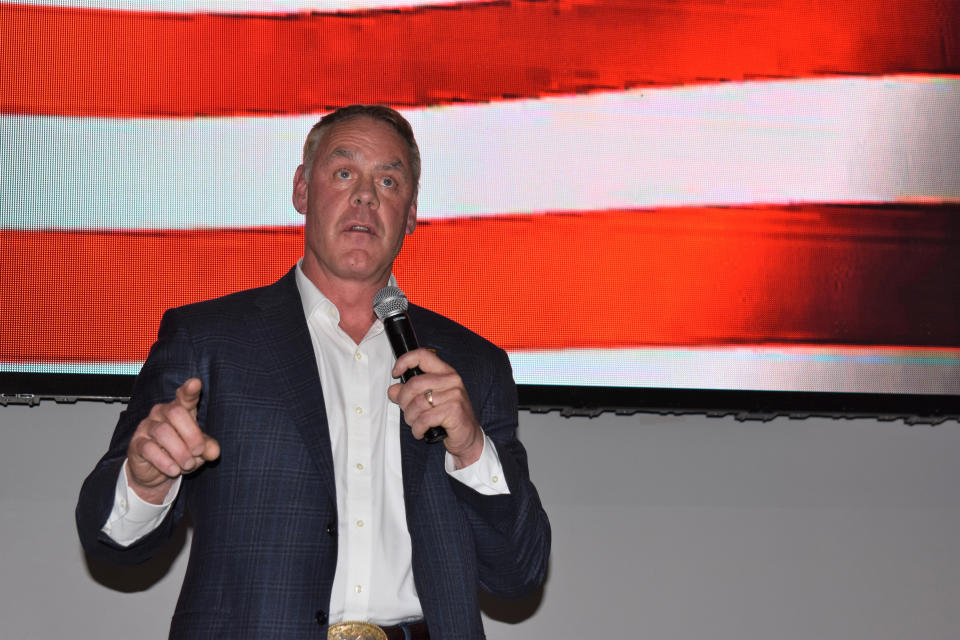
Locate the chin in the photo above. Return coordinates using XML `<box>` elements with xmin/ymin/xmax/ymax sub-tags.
<box><xmin>340</xmin><ymin>261</ymin><xmax>388</xmax><ymax>282</ymax></box>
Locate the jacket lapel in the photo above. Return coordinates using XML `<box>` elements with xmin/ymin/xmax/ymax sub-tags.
<box><xmin>400</xmin><ymin>411</ymin><xmax>432</xmax><ymax>503</ymax></box>
<box><xmin>399</xmin><ymin>313</ymin><xmax>447</xmax><ymax>503</ymax></box>
<box><xmin>253</xmin><ymin>268</ymin><xmax>337</xmax><ymax>505</ymax></box>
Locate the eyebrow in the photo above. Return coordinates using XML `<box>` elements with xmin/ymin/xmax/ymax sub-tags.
<box><xmin>328</xmin><ymin>148</ymin><xmax>357</xmax><ymax>162</ymax></box>
<box><xmin>379</xmin><ymin>159</ymin><xmax>405</xmax><ymax>171</ymax></box>
<box><xmin>328</xmin><ymin>148</ymin><xmax>405</xmax><ymax>171</ymax></box>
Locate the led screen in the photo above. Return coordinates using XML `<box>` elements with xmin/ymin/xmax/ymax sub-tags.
<box><xmin>2</xmin><ymin>0</ymin><xmax>959</xmax><ymax>413</ymax></box>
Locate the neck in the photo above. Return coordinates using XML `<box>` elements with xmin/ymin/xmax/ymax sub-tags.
<box><xmin>301</xmin><ymin>260</ymin><xmax>388</xmax><ymax>344</ymax></box>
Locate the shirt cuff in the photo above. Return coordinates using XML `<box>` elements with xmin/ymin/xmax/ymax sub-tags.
<box><xmin>100</xmin><ymin>460</ymin><xmax>181</xmax><ymax>546</ymax></box>
<box><xmin>444</xmin><ymin>434</ymin><xmax>510</xmax><ymax>495</ymax></box>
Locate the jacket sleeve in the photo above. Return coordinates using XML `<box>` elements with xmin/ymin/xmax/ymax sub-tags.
<box><xmin>75</xmin><ymin>308</ymin><xmax>201</xmax><ymax>565</ymax></box>
<box><xmin>447</xmin><ymin>346</ymin><xmax>551</xmax><ymax>599</ymax></box>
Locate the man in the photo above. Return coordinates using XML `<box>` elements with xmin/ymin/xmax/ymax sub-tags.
<box><xmin>76</xmin><ymin>105</ymin><xmax>551</xmax><ymax>639</ymax></box>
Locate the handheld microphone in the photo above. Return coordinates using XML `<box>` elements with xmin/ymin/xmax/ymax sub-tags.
<box><xmin>373</xmin><ymin>286</ymin><xmax>447</xmax><ymax>444</ymax></box>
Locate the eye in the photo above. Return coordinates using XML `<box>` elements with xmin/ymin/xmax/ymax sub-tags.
<box><xmin>380</xmin><ymin>176</ymin><xmax>395</xmax><ymax>188</ymax></box>
<box><xmin>336</xmin><ymin>168</ymin><xmax>351</xmax><ymax>180</ymax></box>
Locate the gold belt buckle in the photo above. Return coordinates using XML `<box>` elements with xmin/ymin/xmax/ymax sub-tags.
<box><xmin>327</xmin><ymin>621</ymin><xmax>388</xmax><ymax>640</ymax></box>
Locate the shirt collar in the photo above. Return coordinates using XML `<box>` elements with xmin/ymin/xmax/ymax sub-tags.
<box><xmin>294</xmin><ymin>258</ymin><xmax>398</xmax><ymax>328</ymax></box>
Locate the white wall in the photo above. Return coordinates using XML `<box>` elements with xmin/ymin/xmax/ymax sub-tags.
<box><xmin>2</xmin><ymin>402</ymin><xmax>960</xmax><ymax>639</ymax></box>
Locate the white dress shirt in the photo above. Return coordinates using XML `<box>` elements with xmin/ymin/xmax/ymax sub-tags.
<box><xmin>102</xmin><ymin>261</ymin><xmax>509</xmax><ymax>626</ymax></box>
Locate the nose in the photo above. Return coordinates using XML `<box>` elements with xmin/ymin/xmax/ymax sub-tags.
<box><xmin>351</xmin><ymin>176</ymin><xmax>379</xmax><ymax>209</ymax></box>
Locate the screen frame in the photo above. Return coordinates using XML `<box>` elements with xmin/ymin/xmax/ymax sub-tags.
<box><xmin>3</xmin><ymin>372</ymin><xmax>958</xmax><ymax>423</ymax></box>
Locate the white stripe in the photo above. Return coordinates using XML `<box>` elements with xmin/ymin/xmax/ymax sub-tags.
<box><xmin>10</xmin><ymin>0</ymin><xmax>482</xmax><ymax>12</ymax></box>
<box><xmin>3</xmin><ymin>75</ymin><xmax>958</xmax><ymax>231</ymax></box>
<box><xmin>509</xmin><ymin>347</ymin><xmax>960</xmax><ymax>395</ymax></box>
<box><xmin>1</xmin><ymin>361</ymin><xmax>143</xmax><ymax>376</ymax></box>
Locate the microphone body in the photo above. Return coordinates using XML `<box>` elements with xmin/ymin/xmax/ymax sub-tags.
<box><xmin>381</xmin><ymin>314</ymin><xmax>424</xmax><ymax>383</ymax></box>
<box><xmin>374</xmin><ymin>287</ymin><xmax>447</xmax><ymax>443</ymax></box>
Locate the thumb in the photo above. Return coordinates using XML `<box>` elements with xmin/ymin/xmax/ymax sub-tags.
<box><xmin>201</xmin><ymin>434</ymin><xmax>221</xmax><ymax>462</ymax></box>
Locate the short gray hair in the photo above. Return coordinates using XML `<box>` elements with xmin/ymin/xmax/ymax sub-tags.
<box><xmin>301</xmin><ymin>104</ymin><xmax>421</xmax><ymax>196</ymax></box>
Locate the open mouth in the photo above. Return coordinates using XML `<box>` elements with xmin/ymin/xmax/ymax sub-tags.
<box><xmin>347</xmin><ymin>224</ymin><xmax>373</xmax><ymax>234</ymax></box>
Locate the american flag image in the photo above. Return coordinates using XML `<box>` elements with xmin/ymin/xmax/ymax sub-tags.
<box><xmin>2</xmin><ymin>0</ymin><xmax>959</xmax><ymax>394</ymax></box>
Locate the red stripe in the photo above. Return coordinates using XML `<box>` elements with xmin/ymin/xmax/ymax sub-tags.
<box><xmin>3</xmin><ymin>1</ymin><xmax>958</xmax><ymax>118</ymax></box>
<box><xmin>3</xmin><ymin>204</ymin><xmax>958</xmax><ymax>363</ymax></box>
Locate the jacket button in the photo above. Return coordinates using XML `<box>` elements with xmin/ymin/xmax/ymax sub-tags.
<box><xmin>315</xmin><ymin>610</ymin><xmax>327</xmax><ymax>625</ymax></box>
<box><xmin>326</xmin><ymin>523</ymin><xmax>337</xmax><ymax>537</ymax></box>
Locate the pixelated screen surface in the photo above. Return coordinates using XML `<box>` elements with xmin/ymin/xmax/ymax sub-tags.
<box><xmin>2</xmin><ymin>1</ymin><xmax>959</xmax><ymax>408</ymax></box>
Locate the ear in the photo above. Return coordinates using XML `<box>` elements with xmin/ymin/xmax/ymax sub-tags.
<box><xmin>292</xmin><ymin>164</ymin><xmax>308</xmax><ymax>215</ymax></box>
<box><xmin>405</xmin><ymin>196</ymin><xmax>418</xmax><ymax>234</ymax></box>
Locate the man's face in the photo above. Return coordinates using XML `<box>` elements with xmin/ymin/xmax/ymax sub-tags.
<box><xmin>292</xmin><ymin>116</ymin><xmax>418</xmax><ymax>290</ymax></box>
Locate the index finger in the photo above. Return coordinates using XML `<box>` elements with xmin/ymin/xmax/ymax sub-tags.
<box><xmin>393</xmin><ymin>348</ymin><xmax>450</xmax><ymax>379</ymax></box>
<box><xmin>174</xmin><ymin>377</ymin><xmax>203</xmax><ymax>410</ymax></box>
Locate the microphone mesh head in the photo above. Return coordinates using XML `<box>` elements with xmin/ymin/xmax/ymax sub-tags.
<box><xmin>373</xmin><ymin>286</ymin><xmax>409</xmax><ymax>320</ymax></box>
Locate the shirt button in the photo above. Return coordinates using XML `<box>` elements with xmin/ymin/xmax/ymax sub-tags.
<box><xmin>356</xmin><ymin>520</ymin><xmax>365</xmax><ymax>528</ymax></box>
<box><xmin>355</xmin><ymin>585</ymin><xmax>363</xmax><ymax>593</ymax></box>
<box><xmin>119</xmin><ymin>498</ymin><xmax>127</xmax><ymax>509</ymax></box>
<box><xmin>354</xmin><ymin>351</ymin><xmax>362</xmax><ymax>360</ymax></box>
<box><xmin>492</xmin><ymin>475</ymin><xmax>499</xmax><ymax>483</ymax></box>
<box><xmin>355</xmin><ymin>407</ymin><xmax>363</xmax><ymax>415</ymax></box>
<box><xmin>355</xmin><ymin>463</ymin><xmax>364</xmax><ymax>471</ymax></box>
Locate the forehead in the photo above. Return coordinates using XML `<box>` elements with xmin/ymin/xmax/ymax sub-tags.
<box><xmin>319</xmin><ymin>116</ymin><xmax>410</xmax><ymax>165</ymax></box>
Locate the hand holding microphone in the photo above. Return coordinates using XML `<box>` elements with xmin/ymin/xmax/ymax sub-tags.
<box><xmin>375</xmin><ymin>286</ymin><xmax>485</xmax><ymax>466</ymax></box>
<box><xmin>374</xmin><ymin>286</ymin><xmax>446</xmax><ymax>443</ymax></box>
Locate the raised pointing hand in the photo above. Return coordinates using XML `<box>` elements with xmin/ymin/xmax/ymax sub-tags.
<box><xmin>126</xmin><ymin>378</ymin><xmax>220</xmax><ymax>504</ymax></box>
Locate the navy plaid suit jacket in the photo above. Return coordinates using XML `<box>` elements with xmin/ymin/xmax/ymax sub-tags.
<box><xmin>76</xmin><ymin>267</ymin><xmax>550</xmax><ymax>639</ymax></box>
